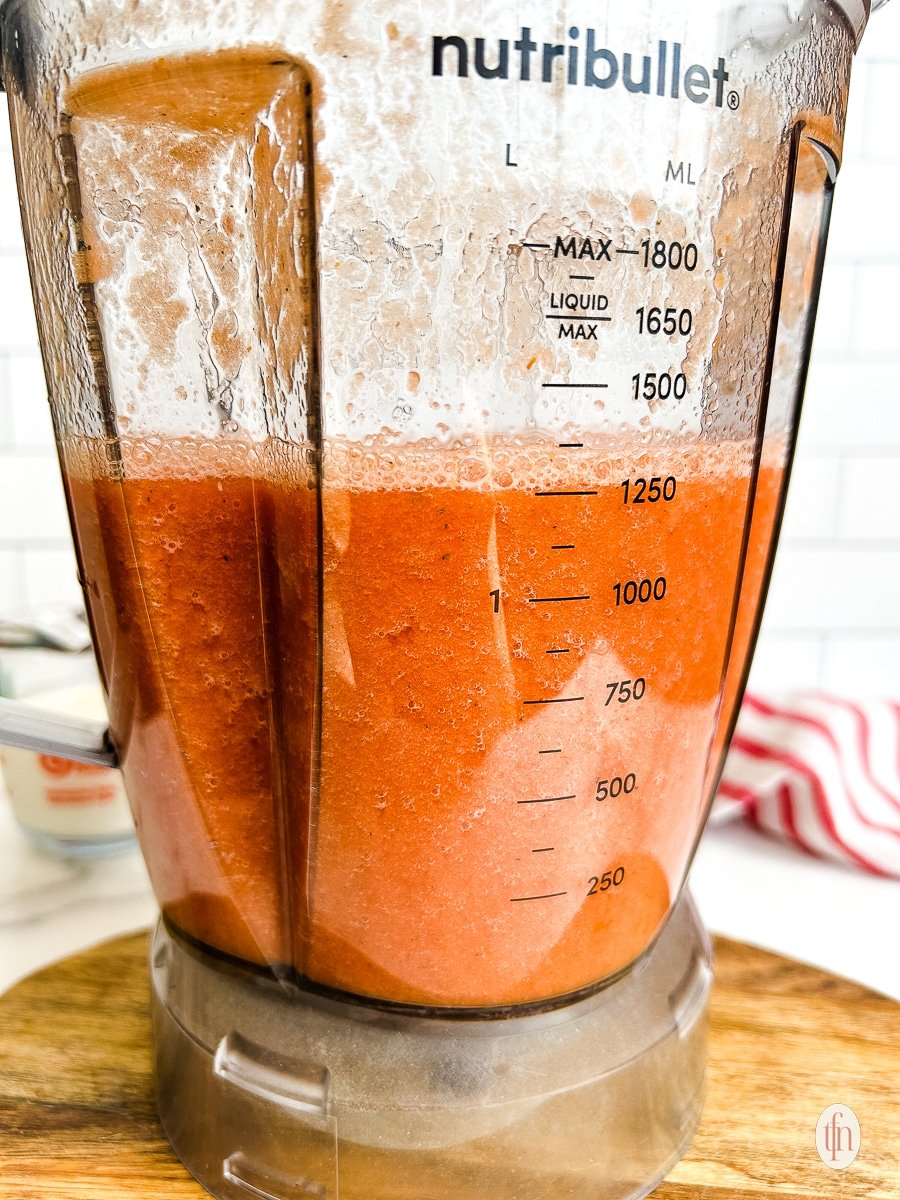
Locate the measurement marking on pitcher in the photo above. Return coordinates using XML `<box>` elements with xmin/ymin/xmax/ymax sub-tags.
<box><xmin>544</xmin><ymin>313</ymin><xmax>611</xmax><ymax>323</ymax></box>
<box><xmin>541</xmin><ymin>383</ymin><xmax>608</xmax><ymax>389</ymax></box>
<box><xmin>510</xmin><ymin>891</ymin><xmax>568</xmax><ymax>903</ymax></box>
<box><xmin>617</xmin><ymin>247</ymin><xmax>639</xmax><ymax>256</ymax></box>
<box><xmin>523</xmin><ymin>242</ymin><xmax>551</xmax><ymax>249</ymax></box>
<box><xmin>532</xmin><ymin>847</ymin><xmax>556</xmax><ymax>853</ymax></box>
<box><xmin>539</xmin><ymin>748</ymin><xmax>563</xmax><ymax>754</ymax></box>
<box><xmin>529</xmin><ymin>594</ymin><xmax>590</xmax><ymax>604</ymax></box>
<box><xmin>517</xmin><ymin>793</ymin><xmax>576</xmax><ymax>805</ymax></box>
<box><xmin>558</xmin><ymin>442</ymin><xmax>583</xmax><ymax>448</ymax></box>
<box><xmin>546</xmin><ymin>648</ymin><xmax>570</xmax><ymax>655</ymax></box>
<box><xmin>535</xmin><ymin>489</ymin><xmax>597</xmax><ymax>497</ymax></box>
<box><xmin>569</xmin><ymin>274</ymin><xmax>594</xmax><ymax>281</ymax></box>
<box><xmin>524</xmin><ymin>695</ymin><xmax>584</xmax><ymax>705</ymax></box>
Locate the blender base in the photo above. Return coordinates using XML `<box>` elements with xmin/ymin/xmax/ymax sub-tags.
<box><xmin>151</xmin><ymin>891</ymin><xmax>710</xmax><ymax>1200</ymax></box>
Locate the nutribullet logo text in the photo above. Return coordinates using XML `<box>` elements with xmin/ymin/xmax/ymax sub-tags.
<box><xmin>431</xmin><ymin>28</ymin><xmax>737</xmax><ymax>109</ymax></box>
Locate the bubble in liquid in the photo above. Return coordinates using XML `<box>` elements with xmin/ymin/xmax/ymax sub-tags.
<box><xmin>459</xmin><ymin>457</ymin><xmax>487</xmax><ymax>483</ymax></box>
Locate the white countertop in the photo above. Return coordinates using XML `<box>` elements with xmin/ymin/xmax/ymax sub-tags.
<box><xmin>0</xmin><ymin>796</ymin><xmax>156</xmax><ymax>995</ymax></box>
<box><xmin>1</xmin><ymin>790</ymin><xmax>898</xmax><ymax>1002</ymax></box>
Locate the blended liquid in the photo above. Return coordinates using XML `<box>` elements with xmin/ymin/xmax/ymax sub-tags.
<box><xmin>65</xmin><ymin>440</ymin><xmax>317</xmax><ymax>968</ymax></box>
<box><xmin>66</xmin><ymin>435</ymin><xmax>753</xmax><ymax>1007</ymax></box>
<box><xmin>704</xmin><ymin>442</ymin><xmax>788</xmax><ymax>804</ymax></box>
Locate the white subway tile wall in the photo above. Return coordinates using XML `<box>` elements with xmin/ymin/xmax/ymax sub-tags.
<box><xmin>0</xmin><ymin>14</ymin><xmax>898</xmax><ymax>697</ymax></box>
<box><xmin>0</xmin><ymin>93</ymin><xmax>77</xmax><ymax>616</ymax></box>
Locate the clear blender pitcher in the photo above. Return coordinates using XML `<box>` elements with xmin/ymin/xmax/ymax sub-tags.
<box><xmin>0</xmin><ymin>1</ymin><xmax>883</xmax><ymax>1196</ymax></box>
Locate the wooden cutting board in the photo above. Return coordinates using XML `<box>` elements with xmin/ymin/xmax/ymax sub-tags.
<box><xmin>0</xmin><ymin>932</ymin><xmax>898</xmax><ymax>1198</ymax></box>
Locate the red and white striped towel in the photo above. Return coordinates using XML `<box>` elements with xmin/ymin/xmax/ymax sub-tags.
<box><xmin>714</xmin><ymin>692</ymin><xmax>900</xmax><ymax>878</ymax></box>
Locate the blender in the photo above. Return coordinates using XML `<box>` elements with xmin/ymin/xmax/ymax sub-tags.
<box><xmin>0</xmin><ymin>2</ymin><xmax>885</xmax><ymax>1196</ymax></box>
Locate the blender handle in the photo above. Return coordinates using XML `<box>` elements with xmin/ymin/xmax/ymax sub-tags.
<box><xmin>0</xmin><ymin>699</ymin><xmax>119</xmax><ymax>767</ymax></box>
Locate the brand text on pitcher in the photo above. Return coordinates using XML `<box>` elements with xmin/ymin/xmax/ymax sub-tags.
<box><xmin>432</xmin><ymin>28</ymin><xmax>731</xmax><ymax>108</ymax></box>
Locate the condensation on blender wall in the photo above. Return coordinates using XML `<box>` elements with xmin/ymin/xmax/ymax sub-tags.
<box><xmin>5</xmin><ymin>0</ymin><xmax>849</xmax><ymax>454</ymax></box>
<box><xmin>700</xmin><ymin>2</ymin><xmax>853</xmax><ymax>442</ymax></box>
<box><xmin>725</xmin><ymin>0</ymin><xmax>887</xmax><ymax>48</ymax></box>
<box><xmin>63</xmin><ymin>55</ymin><xmax>316</xmax><ymax>453</ymax></box>
<box><xmin>0</xmin><ymin>0</ymin><xmax>868</xmax><ymax>477</ymax></box>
